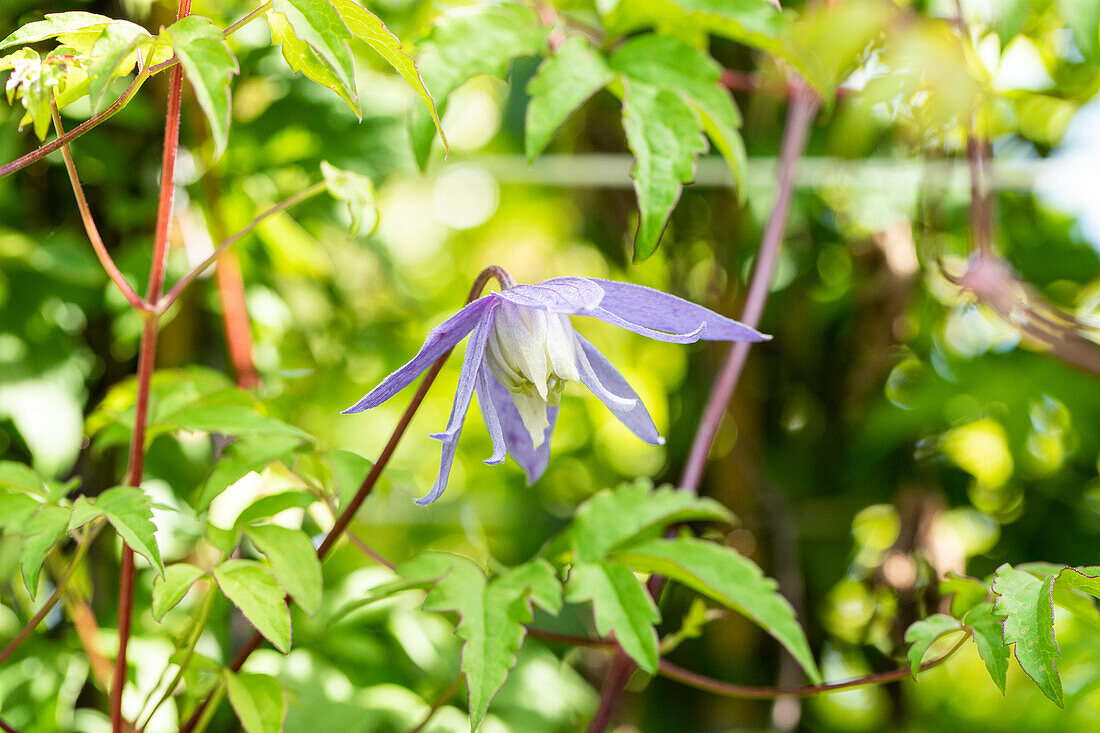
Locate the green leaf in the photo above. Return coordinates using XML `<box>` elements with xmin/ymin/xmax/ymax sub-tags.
<box><xmin>167</xmin><ymin>15</ymin><xmax>239</xmax><ymax>159</ymax></box>
<box><xmin>601</xmin><ymin>0</ymin><xmax>787</xmax><ymax>52</ymax></box>
<box><xmin>321</xmin><ymin>161</ymin><xmax>378</xmax><ymax>237</ymax></box>
<box><xmin>1054</xmin><ymin>566</ymin><xmax>1100</xmax><ymax>598</ymax></box>
<box><xmin>328</xmin><ymin>0</ymin><xmax>444</xmax><ymax>146</ymax></box>
<box><xmin>0</xmin><ymin>12</ymin><xmax>112</xmax><ymax>51</ymax></box>
<box><xmin>246</xmin><ymin>524</ymin><xmax>323</xmax><ymax>616</ymax></box>
<box><xmin>0</xmin><ymin>494</ymin><xmax>42</xmax><ymax>531</ymax></box>
<box><xmin>268</xmin><ymin>11</ymin><xmax>359</xmax><ymax>116</ymax></box>
<box><xmin>224</xmin><ymin>671</ymin><xmax>287</xmax><ymax>733</ymax></box>
<box><xmin>903</xmin><ymin>614</ymin><xmax>963</xmax><ymax>677</ymax></box>
<box><xmin>1056</xmin><ymin>0</ymin><xmax>1100</xmax><ymax>64</ymax></box>
<box><xmin>327</xmin><ymin>449</ymin><xmax>372</xmax><ymax>509</ymax></box>
<box><xmin>20</xmin><ymin>505</ymin><xmax>71</xmax><ymax>593</ymax></box>
<box><xmin>610</xmin><ymin>33</ymin><xmax>745</xmax><ymax>196</ymax></box>
<box><xmin>569</xmin><ymin>479</ymin><xmax>731</xmax><ymax>563</ymax></box>
<box><xmin>565</xmin><ymin>561</ymin><xmax>660</xmax><ymax>673</ymax></box>
<box><xmin>620</xmin><ymin>80</ymin><xmax>706</xmax><ymax>261</ymax></box>
<box><xmin>272</xmin><ymin>0</ymin><xmax>355</xmax><ymax>101</ymax></box>
<box><xmin>234</xmin><ymin>491</ymin><xmax>318</xmax><ymax>530</ymax></box>
<box><xmin>410</xmin><ymin>4</ymin><xmax>548</xmax><ymax>167</ymax></box>
<box><xmin>86</xmin><ymin>21</ymin><xmax>150</xmax><ymax>110</ymax></box>
<box><xmin>69</xmin><ymin>486</ymin><xmax>164</xmax><ymax>576</ymax></box>
<box><xmin>940</xmin><ymin>573</ymin><xmax>990</xmax><ymax>618</ymax></box>
<box><xmin>165</xmin><ymin>401</ymin><xmax>311</xmax><ymax>441</ymax></box>
<box><xmin>152</xmin><ymin>563</ymin><xmax>206</xmax><ymax>621</ymax></box>
<box><xmin>964</xmin><ymin>602</ymin><xmax>1010</xmax><ymax>694</ymax></box>
<box><xmin>525</xmin><ymin>36</ymin><xmax>613</xmax><ymax>162</ymax></box>
<box><xmin>0</xmin><ymin>460</ymin><xmax>50</xmax><ymax>498</ymax></box>
<box><xmin>213</xmin><ymin>559</ymin><xmax>292</xmax><ymax>654</ymax></box>
<box><xmin>992</xmin><ymin>564</ymin><xmax>1062</xmax><ymax>706</ymax></box>
<box><xmin>398</xmin><ymin>552</ymin><xmax>561</xmax><ymax>727</ymax></box>
<box><xmin>615</xmin><ymin>537</ymin><xmax>821</xmax><ymax>683</ymax></box>
<box><xmin>197</xmin><ymin>433</ymin><xmax>306</xmax><ymax>511</ymax></box>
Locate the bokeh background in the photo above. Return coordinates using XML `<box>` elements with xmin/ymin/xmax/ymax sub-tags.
<box><xmin>2</xmin><ymin>0</ymin><xmax>1100</xmax><ymax>730</ymax></box>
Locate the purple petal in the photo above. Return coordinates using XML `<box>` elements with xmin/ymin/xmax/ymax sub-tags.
<box><xmin>418</xmin><ymin>303</ymin><xmax>497</xmax><ymax>504</ymax></box>
<box><xmin>587</xmin><ymin>306</ymin><xmax>706</xmax><ymax>344</ymax></box>
<box><xmin>574</xmin><ymin>334</ymin><xmax>663</xmax><ymax>446</ymax></box>
<box><xmin>343</xmin><ymin>297</ymin><xmax>494</xmax><ymax>414</ymax></box>
<box><xmin>484</xmin><ymin>370</ymin><xmax>557</xmax><ymax>485</ymax></box>
<box><xmin>491</xmin><ymin>277</ymin><xmax>604</xmax><ymax>313</ymax></box>
<box><xmin>475</xmin><ymin>364</ymin><xmax>507</xmax><ymax>466</ymax></box>
<box><xmin>588</xmin><ymin>279</ymin><xmax>769</xmax><ymax>342</ymax></box>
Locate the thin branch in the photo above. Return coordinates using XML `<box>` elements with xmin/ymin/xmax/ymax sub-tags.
<box><xmin>525</xmin><ymin>627</ymin><xmax>614</xmax><ymax>648</ymax></box>
<box><xmin>0</xmin><ymin>1</ymin><xmax>270</xmax><ymax>180</ymax></box>
<box><xmin>406</xmin><ymin>674</ymin><xmax>464</xmax><ymax>733</ymax></box>
<box><xmin>587</xmin><ymin>85</ymin><xmax>820</xmax><ymax>733</ymax></box>
<box><xmin>50</xmin><ymin>103</ymin><xmax>153</xmax><ymax>314</ymax></box>
<box><xmin>346</xmin><ymin>529</ymin><xmax>397</xmax><ymax>570</ymax></box>
<box><xmin>0</xmin><ymin>717</ymin><xmax>20</xmax><ymax>733</ymax></box>
<box><xmin>179</xmin><ymin>265</ymin><xmax>509</xmax><ymax>733</ymax></box>
<box><xmin>0</xmin><ymin>521</ymin><xmax>104</xmax><ymax>667</ymax></box>
<box><xmin>658</xmin><ymin>631</ymin><xmax>971</xmax><ymax>699</ymax></box>
<box><xmin>157</xmin><ymin>182</ymin><xmax>326</xmax><ymax>312</ymax></box>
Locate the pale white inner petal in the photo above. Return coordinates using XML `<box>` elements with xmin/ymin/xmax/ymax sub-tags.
<box><xmin>485</xmin><ymin>301</ymin><xmax>582</xmax><ymax>446</ymax></box>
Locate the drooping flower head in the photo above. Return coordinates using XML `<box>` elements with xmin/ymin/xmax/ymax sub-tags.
<box><xmin>344</xmin><ymin>273</ymin><xmax>767</xmax><ymax>504</ymax></box>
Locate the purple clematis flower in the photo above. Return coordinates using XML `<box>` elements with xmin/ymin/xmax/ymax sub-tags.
<box><xmin>344</xmin><ymin>276</ymin><xmax>767</xmax><ymax>504</ymax></box>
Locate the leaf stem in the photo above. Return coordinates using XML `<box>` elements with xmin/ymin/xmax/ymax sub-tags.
<box><xmin>178</xmin><ymin>265</ymin><xmax>507</xmax><ymax>732</ymax></box>
<box><xmin>406</xmin><ymin>674</ymin><xmax>464</xmax><ymax>733</ymax></box>
<box><xmin>587</xmin><ymin>86</ymin><xmax>820</xmax><ymax>733</ymax></box>
<box><xmin>135</xmin><ymin>582</ymin><xmax>217</xmax><ymax>732</ymax></box>
<box><xmin>50</xmin><ymin>103</ymin><xmax>153</xmax><ymax>314</ymax></box>
<box><xmin>111</xmin><ymin>2</ymin><xmax>191</xmax><ymax>729</ymax></box>
<box><xmin>0</xmin><ymin>521</ymin><xmax>104</xmax><ymax>667</ymax></box>
<box><xmin>156</xmin><ymin>182</ymin><xmax>326</xmax><ymax>313</ymax></box>
<box><xmin>0</xmin><ymin>0</ymin><xmax>270</xmax><ymax>180</ymax></box>
<box><xmin>657</xmin><ymin>631</ymin><xmax>971</xmax><ymax>699</ymax></box>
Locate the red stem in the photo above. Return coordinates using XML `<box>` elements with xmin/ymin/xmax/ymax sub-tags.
<box><xmin>587</xmin><ymin>87</ymin><xmax>820</xmax><ymax>733</ymax></box>
<box><xmin>110</xmin><ymin>3</ymin><xmax>191</xmax><ymax>729</ymax></box>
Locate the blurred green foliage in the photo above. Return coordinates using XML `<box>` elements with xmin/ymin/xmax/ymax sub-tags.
<box><xmin>1</xmin><ymin>0</ymin><xmax>1100</xmax><ymax>730</ymax></box>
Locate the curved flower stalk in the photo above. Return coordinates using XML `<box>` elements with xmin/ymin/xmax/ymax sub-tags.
<box><xmin>344</xmin><ymin>274</ymin><xmax>768</xmax><ymax>504</ymax></box>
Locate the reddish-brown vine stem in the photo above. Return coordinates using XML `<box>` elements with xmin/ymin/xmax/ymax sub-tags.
<box><xmin>179</xmin><ymin>266</ymin><xmax>505</xmax><ymax>732</ymax></box>
<box><xmin>588</xmin><ymin>85</ymin><xmax>821</xmax><ymax>733</ymax></box>
<box><xmin>110</xmin><ymin>2</ymin><xmax>191</xmax><ymax>730</ymax></box>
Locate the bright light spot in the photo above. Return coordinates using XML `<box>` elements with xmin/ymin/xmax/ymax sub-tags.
<box><xmin>432</xmin><ymin>165</ymin><xmax>499</xmax><ymax>230</ymax></box>
<box><xmin>378</xmin><ymin>177</ymin><xmax>449</xmax><ymax>265</ymax></box>
<box><xmin>441</xmin><ymin>79</ymin><xmax>501</xmax><ymax>152</ymax></box>
<box><xmin>941</xmin><ymin>418</ymin><xmax>1014</xmax><ymax>488</ymax></box>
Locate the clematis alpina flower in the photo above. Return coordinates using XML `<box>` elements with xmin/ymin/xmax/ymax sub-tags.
<box><xmin>344</xmin><ymin>275</ymin><xmax>767</xmax><ymax>504</ymax></box>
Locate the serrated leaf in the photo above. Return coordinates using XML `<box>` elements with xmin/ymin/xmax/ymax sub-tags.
<box><xmin>525</xmin><ymin>36</ymin><xmax>613</xmax><ymax>162</ymax></box>
<box><xmin>213</xmin><ymin>559</ymin><xmax>292</xmax><ymax>653</ymax></box>
<box><xmin>570</xmin><ymin>479</ymin><xmax>731</xmax><ymax>563</ymax></box>
<box><xmin>620</xmin><ymin>80</ymin><xmax>706</xmax><ymax>260</ymax></box>
<box><xmin>398</xmin><ymin>552</ymin><xmax>559</xmax><ymax>727</ymax></box>
<box><xmin>566</xmin><ymin>560</ymin><xmax>660</xmax><ymax>673</ymax></box>
<box><xmin>964</xmin><ymin>602</ymin><xmax>1010</xmax><ymax>693</ymax></box>
<box><xmin>992</xmin><ymin>564</ymin><xmax>1062</xmax><ymax>706</ymax></box>
<box><xmin>321</xmin><ymin>161</ymin><xmax>378</xmax><ymax>236</ymax></box>
<box><xmin>69</xmin><ymin>487</ymin><xmax>164</xmax><ymax>575</ymax></box>
<box><xmin>197</xmin><ymin>433</ymin><xmax>306</xmax><ymax>511</ymax></box>
<box><xmin>615</xmin><ymin>537</ymin><xmax>821</xmax><ymax>683</ymax></box>
<box><xmin>246</xmin><ymin>524</ymin><xmax>323</xmax><ymax>616</ymax></box>
<box><xmin>86</xmin><ymin>22</ymin><xmax>150</xmax><ymax>111</ymax></box>
<box><xmin>0</xmin><ymin>12</ymin><xmax>112</xmax><ymax>51</ymax></box>
<box><xmin>20</xmin><ymin>505</ymin><xmax>71</xmax><ymax>593</ymax></box>
<box><xmin>268</xmin><ymin>12</ymin><xmax>359</xmax><ymax>116</ymax></box>
<box><xmin>225</xmin><ymin>671</ymin><xmax>287</xmax><ymax>733</ymax></box>
<box><xmin>167</xmin><ymin>15</ymin><xmax>239</xmax><ymax>159</ymax></box>
<box><xmin>1056</xmin><ymin>0</ymin><xmax>1100</xmax><ymax>64</ymax></box>
<box><xmin>328</xmin><ymin>0</ymin><xmax>443</xmax><ymax>145</ymax></box>
<box><xmin>410</xmin><ymin>4</ymin><xmax>548</xmax><ymax>167</ymax></box>
<box><xmin>272</xmin><ymin>0</ymin><xmax>355</xmax><ymax>101</ymax></box>
<box><xmin>904</xmin><ymin>614</ymin><xmax>963</xmax><ymax>677</ymax></box>
<box><xmin>152</xmin><ymin>563</ymin><xmax>206</xmax><ymax>621</ymax></box>
<box><xmin>610</xmin><ymin>33</ymin><xmax>745</xmax><ymax>196</ymax></box>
